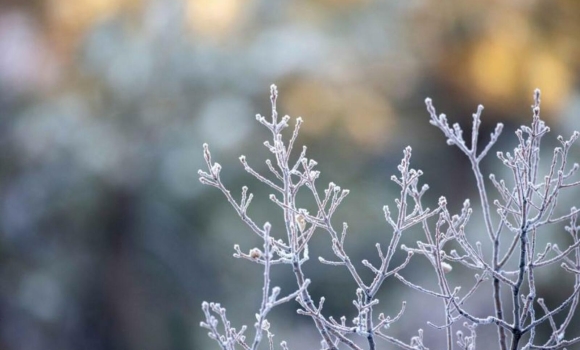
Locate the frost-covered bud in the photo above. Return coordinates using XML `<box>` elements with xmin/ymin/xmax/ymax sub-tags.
<box><xmin>249</xmin><ymin>248</ymin><xmax>262</xmax><ymax>259</ymax></box>
<box><xmin>441</xmin><ymin>261</ymin><xmax>453</xmax><ymax>274</ymax></box>
<box><xmin>295</xmin><ymin>214</ymin><xmax>306</xmax><ymax>232</ymax></box>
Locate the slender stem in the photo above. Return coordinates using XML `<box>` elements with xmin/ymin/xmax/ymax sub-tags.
<box><xmin>472</xmin><ymin>160</ymin><xmax>507</xmax><ymax>350</ymax></box>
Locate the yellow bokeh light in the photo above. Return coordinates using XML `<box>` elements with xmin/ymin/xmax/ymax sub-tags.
<box><xmin>185</xmin><ymin>0</ymin><xmax>243</xmax><ymax>40</ymax></box>
<box><xmin>282</xmin><ymin>79</ymin><xmax>394</xmax><ymax>152</ymax></box>
<box><xmin>45</xmin><ymin>0</ymin><xmax>142</xmax><ymax>55</ymax></box>
<box><xmin>525</xmin><ymin>51</ymin><xmax>571</xmax><ymax>111</ymax></box>
<box><xmin>468</xmin><ymin>32</ymin><xmax>522</xmax><ymax>102</ymax></box>
<box><xmin>462</xmin><ymin>9</ymin><xmax>573</xmax><ymax>112</ymax></box>
<box><xmin>47</xmin><ymin>0</ymin><xmax>141</xmax><ymax>32</ymax></box>
<box><xmin>282</xmin><ymin>80</ymin><xmax>342</xmax><ymax>134</ymax></box>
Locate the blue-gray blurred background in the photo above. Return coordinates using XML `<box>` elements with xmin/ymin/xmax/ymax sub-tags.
<box><xmin>1</xmin><ymin>1</ymin><xmax>580</xmax><ymax>349</ymax></box>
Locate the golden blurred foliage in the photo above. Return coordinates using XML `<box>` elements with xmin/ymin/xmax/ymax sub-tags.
<box><xmin>466</xmin><ymin>12</ymin><xmax>572</xmax><ymax>112</ymax></box>
<box><xmin>283</xmin><ymin>79</ymin><xmax>394</xmax><ymax>152</ymax></box>
<box><xmin>313</xmin><ymin>0</ymin><xmax>371</xmax><ymax>6</ymax></box>
<box><xmin>412</xmin><ymin>1</ymin><xmax>580</xmax><ymax>114</ymax></box>
<box><xmin>283</xmin><ymin>80</ymin><xmax>340</xmax><ymax>134</ymax></box>
<box><xmin>185</xmin><ymin>0</ymin><xmax>244</xmax><ymax>40</ymax></box>
<box><xmin>45</xmin><ymin>0</ymin><xmax>142</xmax><ymax>56</ymax></box>
<box><xmin>467</xmin><ymin>23</ymin><xmax>526</xmax><ymax>104</ymax></box>
<box><xmin>525</xmin><ymin>50</ymin><xmax>572</xmax><ymax>109</ymax></box>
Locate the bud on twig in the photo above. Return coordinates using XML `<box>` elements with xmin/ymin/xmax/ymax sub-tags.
<box><xmin>441</xmin><ymin>261</ymin><xmax>452</xmax><ymax>274</ymax></box>
<box><xmin>249</xmin><ymin>248</ymin><xmax>262</xmax><ymax>259</ymax></box>
<box><xmin>295</xmin><ymin>214</ymin><xmax>306</xmax><ymax>232</ymax></box>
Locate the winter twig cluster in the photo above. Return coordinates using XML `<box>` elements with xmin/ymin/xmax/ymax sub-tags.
<box><xmin>198</xmin><ymin>86</ymin><xmax>580</xmax><ymax>350</ymax></box>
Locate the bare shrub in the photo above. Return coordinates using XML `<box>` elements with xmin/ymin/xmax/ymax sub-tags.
<box><xmin>198</xmin><ymin>86</ymin><xmax>580</xmax><ymax>350</ymax></box>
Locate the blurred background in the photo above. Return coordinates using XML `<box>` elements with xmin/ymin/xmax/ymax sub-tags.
<box><xmin>1</xmin><ymin>0</ymin><xmax>580</xmax><ymax>349</ymax></box>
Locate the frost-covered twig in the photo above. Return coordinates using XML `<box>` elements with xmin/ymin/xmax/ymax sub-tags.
<box><xmin>199</xmin><ymin>86</ymin><xmax>580</xmax><ymax>350</ymax></box>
